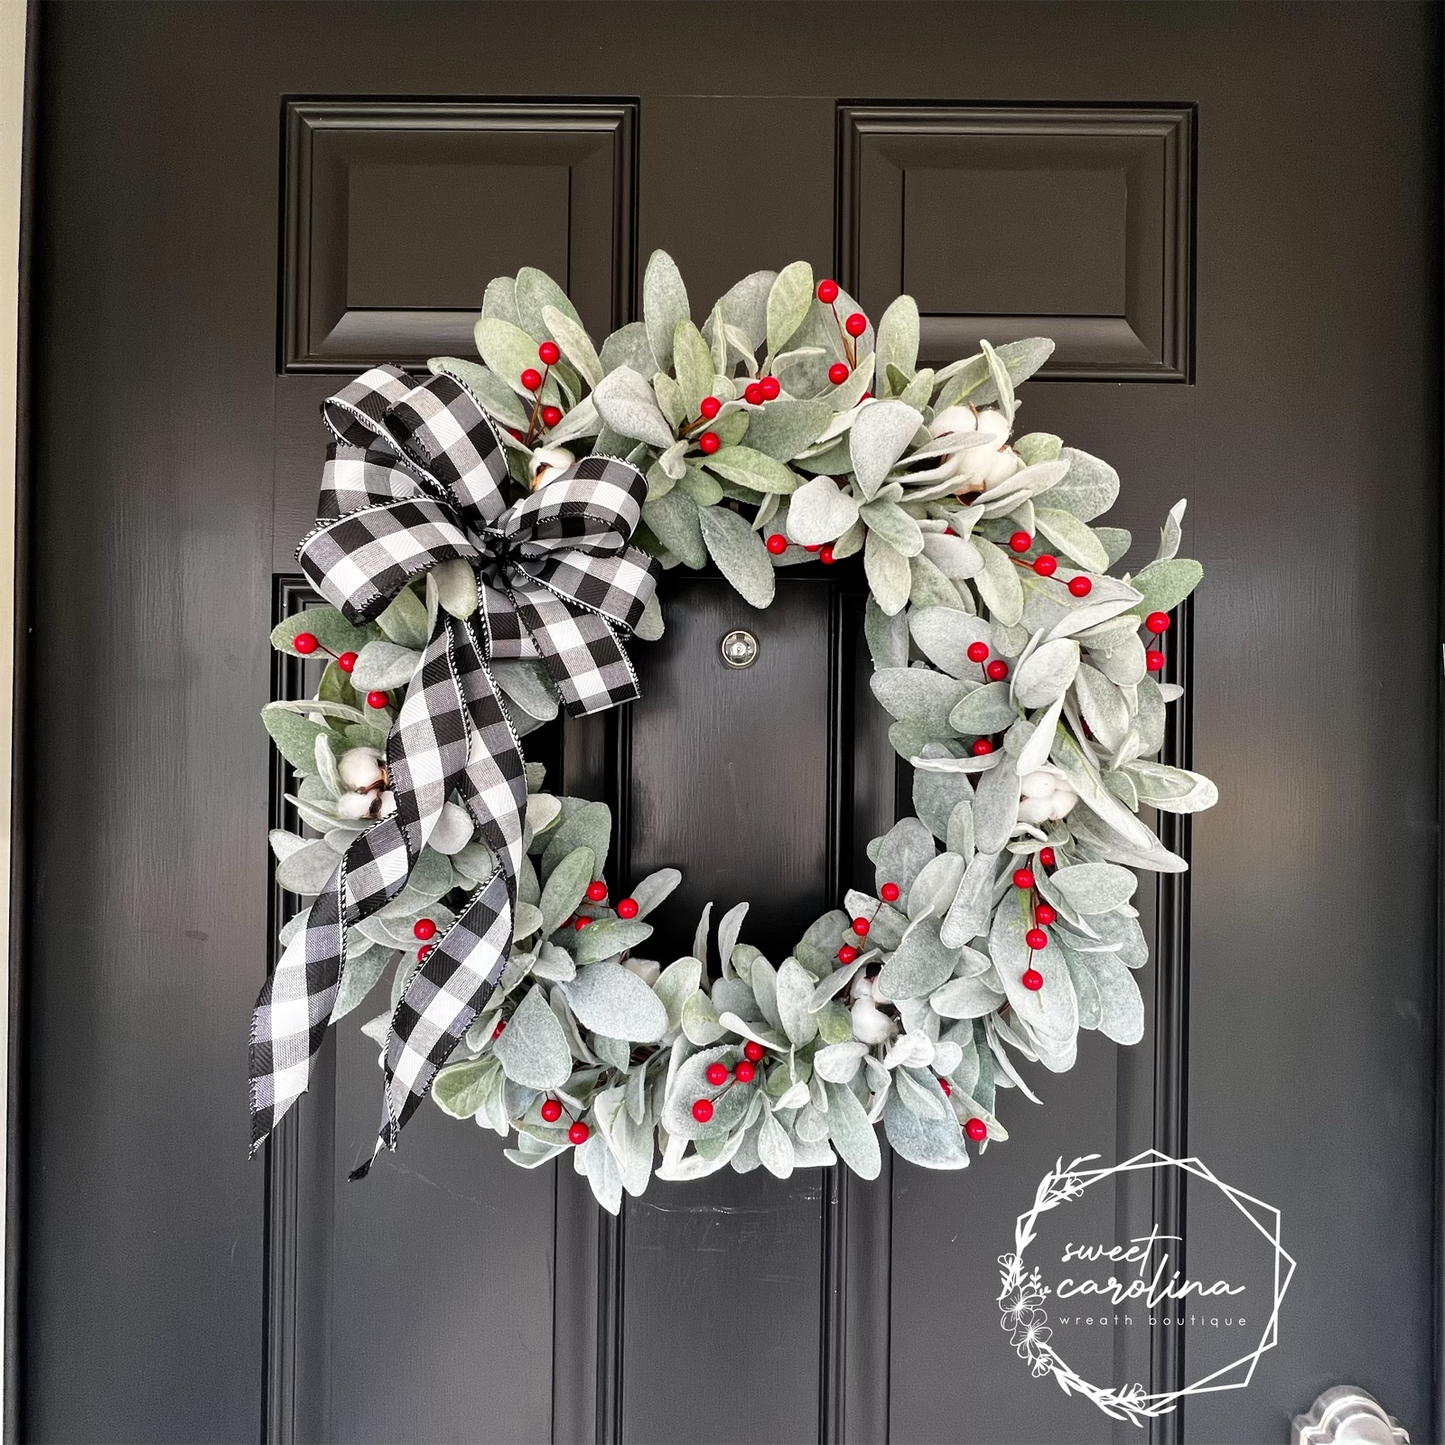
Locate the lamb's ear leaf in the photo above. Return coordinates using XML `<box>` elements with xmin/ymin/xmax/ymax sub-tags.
<box><xmin>642</xmin><ymin>250</ymin><xmax>690</xmax><ymax>371</ymax></box>
<box><xmin>766</xmin><ymin>261</ymin><xmax>814</xmax><ymax>357</ymax></box>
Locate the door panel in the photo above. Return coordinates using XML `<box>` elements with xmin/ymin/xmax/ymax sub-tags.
<box><xmin>22</xmin><ymin>5</ymin><xmax>1440</xmax><ymax>1444</ymax></box>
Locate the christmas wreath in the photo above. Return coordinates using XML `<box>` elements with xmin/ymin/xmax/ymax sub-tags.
<box><xmin>251</xmin><ymin>252</ymin><xmax>1216</xmax><ymax>1205</ymax></box>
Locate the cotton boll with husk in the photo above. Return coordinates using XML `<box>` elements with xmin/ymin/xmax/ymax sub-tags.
<box><xmin>338</xmin><ymin>746</ymin><xmax>385</xmax><ymax>790</ymax></box>
<box><xmin>1017</xmin><ymin>767</ymin><xmax>1079</xmax><ymax>825</ymax></box>
<box><xmin>529</xmin><ymin>445</ymin><xmax>575</xmax><ymax>490</ymax></box>
<box><xmin>928</xmin><ymin>404</ymin><xmax>1021</xmax><ymax>494</ymax></box>
<box><xmin>334</xmin><ymin>788</ymin><xmax>397</xmax><ymax>822</ymax></box>
<box><xmin>849</xmin><ymin>971</ymin><xmax>897</xmax><ymax>1044</ymax></box>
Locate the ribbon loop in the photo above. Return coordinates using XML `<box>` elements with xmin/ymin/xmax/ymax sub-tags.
<box><xmin>250</xmin><ymin>363</ymin><xmax>659</xmax><ymax>1170</ymax></box>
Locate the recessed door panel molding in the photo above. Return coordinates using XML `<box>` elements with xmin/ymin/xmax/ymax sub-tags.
<box><xmin>281</xmin><ymin>100</ymin><xmax>638</xmax><ymax>371</ymax></box>
<box><xmin>837</xmin><ymin>103</ymin><xmax>1195</xmax><ymax>381</ymax></box>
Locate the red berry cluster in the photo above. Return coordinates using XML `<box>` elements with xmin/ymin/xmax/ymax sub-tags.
<box><xmin>815</xmin><ymin>278</ymin><xmax>868</xmax><ymax>372</ymax></box>
<box><xmin>1143</xmin><ymin>609</ymin><xmax>1171</xmax><ymax>671</ymax></box>
<box><xmin>1011</xmin><ymin>853</ymin><xmax>1061</xmax><ymax>992</ymax></box>
<box><xmin>516</xmin><ymin>340</ymin><xmax>568</xmax><ymax>449</ymax></box>
<box><xmin>289</xmin><ymin>630</ymin><xmax>361</xmax><ymax>682</ymax></box>
<box><xmin>693</xmin><ymin>1041</ymin><xmax>765</xmax><ymax>1122</ymax></box>
<box><xmin>537</xmin><ymin>1093</ymin><xmax>590</xmax><ymax>1145</ymax></box>
<box><xmin>1004</xmin><ymin>531</ymin><xmax>1094</xmax><ymax>595</ymax></box>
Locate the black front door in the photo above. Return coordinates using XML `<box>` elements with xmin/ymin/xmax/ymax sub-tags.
<box><xmin>21</xmin><ymin>4</ymin><xmax>1441</xmax><ymax>1442</ymax></box>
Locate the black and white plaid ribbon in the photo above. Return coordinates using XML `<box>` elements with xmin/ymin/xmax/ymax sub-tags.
<box><xmin>249</xmin><ymin>364</ymin><xmax>658</xmax><ymax>1174</ymax></box>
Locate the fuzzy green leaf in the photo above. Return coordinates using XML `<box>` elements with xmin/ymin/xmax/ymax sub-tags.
<box><xmin>698</xmin><ymin>503</ymin><xmax>776</xmax><ymax>609</ymax></box>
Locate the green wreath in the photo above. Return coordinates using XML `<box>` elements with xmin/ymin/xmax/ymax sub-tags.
<box><xmin>263</xmin><ymin>252</ymin><xmax>1216</xmax><ymax>1209</ymax></box>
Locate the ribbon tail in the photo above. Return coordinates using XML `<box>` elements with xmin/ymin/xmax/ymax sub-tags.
<box><xmin>248</xmin><ymin>872</ymin><xmax>344</xmax><ymax>1153</ymax></box>
<box><xmin>356</xmin><ymin>613</ymin><xmax>528</xmax><ymax>1173</ymax></box>
<box><xmin>252</xmin><ymin>615</ymin><xmax>472</xmax><ymax>1156</ymax></box>
<box><xmin>350</xmin><ymin>867</ymin><xmax>514</xmax><ymax>1179</ymax></box>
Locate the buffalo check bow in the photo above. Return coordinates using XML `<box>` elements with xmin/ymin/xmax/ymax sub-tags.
<box><xmin>248</xmin><ymin>364</ymin><xmax>659</xmax><ymax>1174</ymax></box>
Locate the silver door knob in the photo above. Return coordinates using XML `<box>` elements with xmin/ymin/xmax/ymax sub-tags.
<box><xmin>1293</xmin><ymin>1387</ymin><xmax>1408</xmax><ymax>1445</ymax></box>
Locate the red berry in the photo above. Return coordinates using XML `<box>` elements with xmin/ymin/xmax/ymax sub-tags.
<box><xmin>292</xmin><ymin>631</ymin><xmax>318</xmax><ymax>655</ymax></box>
<box><xmin>743</xmin><ymin>1040</ymin><xmax>765</xmax><ymax>1063</ymax></box>
<box><xmin>1068</xmin><ymin>575</ymin><xmax>1093</xmax><ymax>597</ymax></box>
<box><xmin>520</xmin><ymin>368</ymin><xmax>543</xmax><ymax>391</ymax></box>
<box><xmin>817</xmin><ymin>279</ymin><xmax>839</xmax><ymax>304</ymax></box>
<box><xmin>1012</xmin><ymin>868</ymin><xmax>1035</xmax><ymax>890</ymax></box>
<box><xmin>860</xmin><ymin>391</ymin><xmax>873</xmax><ymax>400</ymax></box>
<box><xmin>336</xmin><ymin>651</ymin><xmax>357</xmax><ymax>673</ymax></box>
<box><xmin>692</xmin><ymin>1098</ymin><xmax>714</xmax><ymax>1123</ymax></box>
<box><xmin>365</xmin><ymin>690</ymin><xmax>390</xmax><ymax>709</ymax></box>
<box><xmin>1146</xmin><ymin>648</ymin><xmax>1166</xmax><ymax>672</ymax></box>
<box><xmin>1033</xmin><ymin>555</ymin><xmax>1058</xmax><ymax>577</ymax></box>
<box><xmin>568</xmin><ymin>1121</ymin><xmax>589</xmax><ymax>1145</ymax></box>
<box><xmin>541</xmin><ymin>405</ymin><xmax>563</xmax><ymax>427</ymax></box>
<box><xmin>971</xmin><ymin>738</ymin><xmax>994</xmax><ymax>756</ymax></box>
<box><xmin>540</xmin><ymin>1098</ymin><xmax>563</xmax><ymax>1123</ymax></box>
<box><xmin>939</xmin><ymin>1077</ymin><xmax>952</xmax><ymax>1096</ymax></box>
<box><xmin>819</xmin><ymin>545</ymin><xmax>836</xmax><ymax>565</ymax></box>
<box><xmin>616</xmin><ymin>897</ymin><xmax>639</xmax><ymax>920</ymax></box>
<box><xmin>986</xmin><ymin>659</ymin><xmax>1008</xmax><ymax>681</ymax></box>
<box><xmin>828</xmin><ymin>362</ymin><xmax>850</xmax><ymax>385</ymax></box>
<box><xmin>766</xmin><ymin>534</ymin><xmax>788</xmax><ymax>555</ymax></box>
<box><xmin>852</xmin><ymin>916</ymin><xmax>870</xmax><ymax>937</ymax></box>
<box><xmin>1008</xmin><ymin>531</ymin><xmax>1031</xmax><ymax>554</ymax></box>
<box><xmin>880</xmin><ymin>882</ymin><xmax>901</xmax><ymax>903</ymax></box>
<box><xmin>492</xmin><ymin>1019</ymin><xmax>506</xmax><ymax>1039</ymax></box>
<box><xmin>706</xmin><ymin>1062</ymin><xmax>729</xmax><ymax>1086</ymax></box>
<box><xmin>537</xmin><ymin>341</ymin><xmax>561</xmax><ymax>366</ymax></box>
<box><xmin>699</xmin><ymin>395</ymin><xmax>721</xmax><ymax>419</ymax></box>
<box><xmin>734</xmin><ymin>1060</ymin><xmax>756</xmax><ymax>1084</ymax></box>
<box><xmin>574</xmin><ymin>917</ymin><xmax>590</xmax><ymax>931</ymax></box>
<box><xmin>1035</xmin><ymin>903</ymin><xmax>1057</xmax><ymax>926</ymax></box>
<box><xmin>417</xmin><ymin>944</ymin><xmax>433</xmax><ymax>961</ymax></box>
<box><xmin>965</xmin><ymin>1118</ymin><xmax>988</xmax><ymax>1142</ymax></box>
<box><xmin>744</xmin><ymin>382</ymin><xmax>765</xmax><ymax>405</ymax></box>
<box><xmin>1039</xmin><ymin>846</ymin><xmax>1056</xmax><ymax>867</ymax></box>
<box><xmin>1021</xmin><ymin>968</ymin><xmax>1044</xmax><ymax>992</ymax></box>
<box><xmin>1025</xmin><ymin>927</ymin><xmax>1048</xmax><ymax>951</ymax></box>
<box><xmin>966</xmin><ymin>641</ymin><xmax>990</xmax><ymax>663</ymax></box>
<box><xmin>837</xmin><ymin>944</ymin><xmax>859</xmax><ymax>964</ymax></box>
<box><xmin>698</xmin><ymin>431</ymin><xmax>721</xmax><ymax>454</ymax></box>
<box><xmin>844</xmin><ymin>312</ymin><xmax>867</xmax><ymax>337</ymax></box>
<box><xmin>804</xmin><ymin>543</ymin><xmax>823</xmax><ymax>553</ymax></box>
<box><xmin>1145</xmin><ymin>611</ymin><xmax>1171</xmax><ymax>634</ymax></box>
<box><xmin>759</xmin><ymin>376</ymin><xmax>781</xmax><ymax>400</ymax></box>
<box><xmin>586</xmin><ymin>881</ymin><xmax>607</xmax><ymax>903</ymax></box>
<box><xmin>413</xmin><ymin>918</ymin><xmax>436</xmax><ymax>941</ymax></box>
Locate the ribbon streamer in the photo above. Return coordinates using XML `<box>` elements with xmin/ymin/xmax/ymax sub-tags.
<box><xmin>248</xmin><ymin>365</ymin><xmax>658</xmax><ymax>1173</ymax></box>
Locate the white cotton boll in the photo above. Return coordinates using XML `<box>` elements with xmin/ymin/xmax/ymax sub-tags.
<box><xmin>338</xmin><ymin>747</ymin><xmax>384</xmax><ymax>790</ymax></box>
<box><xmin>929</xmin><ymin>404</ymin><xmax>1011</xmax><ymax>445</ymax></box>
<box><xmin>850</xmin><ymin>971</ymin><xmax>874</xmax><ymax>1000</ymax></box>
<box><xmin>1050</xmin><ymin>785</ymin><xmax>1078</xmax><ymax>819</ymax></box>
<box><xmin>528</xmin><ymin>445</ymin><xmax>575</xmax><ymax>490</ymax></box>
<box><xmin>1020</xmin><ymin>770</ymin><xmax>1058</xmax><ymax>800</ymax></box>
<box><xmin>927</xmin><ymin>403</ymin><xmax>1020</xmax><ymax>494</ymax></box>
<box><xmin>622</xmin><ymin>956</ymin><xmax>661</xmax><ymax>987</ymax></box>
<box><xmin>378</xmin><ymin>791</ymin><xmax>397</xmax><ymax>819</ymax></box>
<box><xmin>335</xmin><ymin>791</ymin><xmax>375</xmax><ymax>821</ymax></box>
<box><xmin>850</xmin><ymin>996</ymin><xmax>896</xmax><ymax>1045</ymax></box>
<box><xmin>1017</xmin><ymin>795</ymin><xmax>1054</xmax><ymax>826</ymax></box>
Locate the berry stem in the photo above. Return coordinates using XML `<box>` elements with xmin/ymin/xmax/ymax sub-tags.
<box><xmin>522</xmin><ymin>363</ymin><xmax>552</xmax><ymax>446</ymax></box>
<box><xmin>829</xmin><ymin>300</ymin><xmax>856</xmax><ymax>368</ymax></box>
